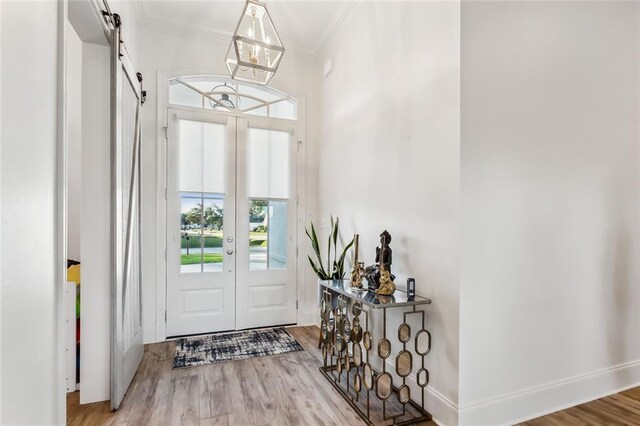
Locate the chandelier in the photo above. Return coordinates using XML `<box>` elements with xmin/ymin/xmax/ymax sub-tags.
<box><xmin>225</xmin><ymin>0</ymin><xmax>285</xmax><ymax>85</ymax></box>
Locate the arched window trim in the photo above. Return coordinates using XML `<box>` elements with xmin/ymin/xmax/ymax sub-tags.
<box><xmin>169</xmin><ymin>75</ymin><xmax>297</xmax><ymax>120</ymax></box>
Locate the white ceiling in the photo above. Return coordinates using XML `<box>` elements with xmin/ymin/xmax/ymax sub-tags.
<box><xmin>137</xmin><ymin>0</ymin><xmax>357</xmax><ymax>54</ymax></box>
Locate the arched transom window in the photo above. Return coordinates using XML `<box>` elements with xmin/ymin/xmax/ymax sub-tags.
<box><xmin>169</xmin><ymin>75</ymin><xmax>297</xmax><ymax>120</ymax></box>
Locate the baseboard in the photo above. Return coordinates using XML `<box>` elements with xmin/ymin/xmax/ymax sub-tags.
<box><xmin>383</xmin><ymin>359</ymin><xmax>459</xmax><ymax>425</ymax></box>
<box><xmin>143</xmin><ymin>325</ymin><xmax>158</xmax><ymax>344</ymax></box>
<box><xmin>458</xmin><ymin>359</ymin><xmax>640</xmax><ymax>425</ymax></box>
<box><xmin>298</xmin><ymin>309</ymin><xmax>319</xmax><ymax>327</ymax></box>
<box><xmin>426</xmin><ymin>384</ymin><xmax>459</xmax><ymax>426</ymax></box>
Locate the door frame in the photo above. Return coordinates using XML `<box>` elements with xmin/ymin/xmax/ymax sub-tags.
<box><xmin>154</xmin><ymin>71</ymin><xmax>308</xmax><ymax>342</ymax></box>
<box><xmin>56</xmin><ymin>0</ymin><xmax>114</xmax><ymax>419</ymax></box>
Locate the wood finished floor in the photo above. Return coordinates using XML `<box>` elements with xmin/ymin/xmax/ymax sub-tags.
<box><xmin>69</xmin><ymin>325</ymin><xmax>640</xmax><ymax>425</ymax></box>
<box><xmin>518</xmin><ymin>387</ymin><xmax>640</xmax><ymax>425</ymax></box>
<box><xmin>68</xmin><ymin>325</ymin><xmax>433</xmax><ymax>426</ymax></box>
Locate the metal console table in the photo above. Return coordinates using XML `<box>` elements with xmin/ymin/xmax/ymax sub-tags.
<box><xmin>318</xmin><ymin>280</ymin><xmax>432</xmax><ymax>425</ymax></box>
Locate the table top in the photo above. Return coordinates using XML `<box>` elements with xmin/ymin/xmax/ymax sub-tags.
<box><xmin>318</xmin><ymin>279</ymin><xmax>432</xmax><ymax>309</ymax></box>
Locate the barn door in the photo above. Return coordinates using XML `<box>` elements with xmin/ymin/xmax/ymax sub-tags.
<box><xmin>109</xmin><ymin>13</ymin><xmax>144</xmax><ymax>410</ymax></box>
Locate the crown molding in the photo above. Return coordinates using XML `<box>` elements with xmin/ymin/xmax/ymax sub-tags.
<box><xmin>138</xmin><ymin>1</ymin><xmax>233</xmax><ymax>43</ymax></box>
<box><xmin>313</xmin><ymin>0</ymin><xmax>359</xmax><ymax>54</ymax></box>
<box><xmin>136</xmin><ymin>15</ymin><xmax>321</xmax><ymax>64</ymax></box>
<box><xmin>135</xmin><ymin>0</ymin><xmax>358</xmax><ymax>62</ymax></box>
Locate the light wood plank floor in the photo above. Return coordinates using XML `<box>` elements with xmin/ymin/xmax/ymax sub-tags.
<box><xmin>68</xmin><ymin>325</ymin><xmax>434</xmax><ymax>426</ymax></box>
<box><xmin>518</xmin><ymin>387</ymin><xmax>640</xmax><ymax>425</ymax></box>
<box><xmin>68</xmin><ymin>326</ymin><xmax>640</xmax><ymax>425</ymax></box>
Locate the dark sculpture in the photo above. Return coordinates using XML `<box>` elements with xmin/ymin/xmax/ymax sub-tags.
<box><xmin>364</xmin><ymin>264</ymin><xmax>380</xmax><ymax>290</ymax></box>
<box><xmin>375</xmin><ymin>230</ymin><xmax>393</xmax><ymax>274</ymax></box>
<box><xmin>365</xmin><ymin>230</ymin><xmax>395</xmax><ymax>291</ymax></box>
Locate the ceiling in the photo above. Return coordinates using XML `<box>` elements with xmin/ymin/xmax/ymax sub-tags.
<box><xmin>137</xmin><ymin>0</ymin><xmax>357</xmax><ymax>55</ymax></box>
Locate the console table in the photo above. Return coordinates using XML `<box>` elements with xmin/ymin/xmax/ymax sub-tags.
<box><xmin>318</xmin><ymin>280</ymin><xmax>432</xmax><ymax>425</ymax></box>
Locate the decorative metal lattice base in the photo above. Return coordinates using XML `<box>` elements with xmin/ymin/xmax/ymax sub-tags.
<box><xmin>319</xmin><ymin>288</ymin><xmax>432</xmax><ymax>425</ymax></box>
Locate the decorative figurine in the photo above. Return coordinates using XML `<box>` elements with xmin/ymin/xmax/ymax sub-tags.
<box><xmin>350</xmin><ymin>234</ymin><xmax>365</xmax><ymax>289</ymax></box>
<box><xmin>375</xmin><ymin>232</ymin><xmax>396</xmax><ymax>296</ymax></box>
<box><xmin>365</xmin><ymin>230</ymin><xmax>397</xmax><ymax>291</ymax></box>
<box><xmin>364</xmin><ymin>264</ymin><xmax>380</xmax><ymax>290</ymax></box>
<box><xmin>376</xmin><ymin>264</ymin><xmax>396</xmax><ymax>296</ymax></box>
<box><xmin>375</xmin><ymin>230</ymin><xmax>393</xmax><ymax>273</ymax></box>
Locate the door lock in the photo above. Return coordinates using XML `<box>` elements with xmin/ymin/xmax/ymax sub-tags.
<box><xmin>226</xmin><ymin>249</ymin><xmax>234</xmax><ymax>255</ymax></box>
<box><xmin>226</xmin><ymin>237</ymin><xmax>234</xmax><ymax>243</ymax></box>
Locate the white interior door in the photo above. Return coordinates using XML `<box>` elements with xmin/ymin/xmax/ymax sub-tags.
<box><xmin>166</xmin><ymin>109</ymin><xmax>237</xmax><ymax>337</ymax></box>
<box><xmin>236</xmin><ymin>117</ymin><xmax>298</xmax><ymax>330</ymax></box>
<box><xmin>110</xmin><ymin>22</ymin><xmax>143</xmax><ymax>410</ymax></box>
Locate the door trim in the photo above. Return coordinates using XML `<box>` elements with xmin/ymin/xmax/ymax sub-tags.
<box><xmin>56</xmin><ymin>1</ymin><xmax>69</xmax><ymax>423</ymax></box>
<box><xmin>155</xmin><ymin>77</ymin><xmax>307</xmax><ymax>342</ymax></box>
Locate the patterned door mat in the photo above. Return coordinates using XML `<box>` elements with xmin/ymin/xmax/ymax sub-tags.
<box><xmin>173</xmin><ymin>327</ymin><xmax>304</xmax><ymax>368</ymax></box>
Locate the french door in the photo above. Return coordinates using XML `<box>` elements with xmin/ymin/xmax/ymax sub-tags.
<box><xmin>166</xmin><ymin>108</ymin><xmax>298</xmax><ymax>337</ymax></box>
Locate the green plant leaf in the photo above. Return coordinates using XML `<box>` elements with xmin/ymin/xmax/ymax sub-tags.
<box><xmin>305</xmin><ymin>225</ymin><xmax>320</xmax><ymax>261</ymax></box>
<box><xmin>306</xmin><ymin>222</ymin><xmax>327</xmax><ymax>278</ymax></box>
<box><xmin>327</xmin><ymin>216</ymin><xmax>333</xmax><ymax>274</ymax></box>
<box><xmin>308</xmin><ymin>256</ymin><xmax>328</xmax><ymax>280</ymax></box>
<box><xmin>336</xmin><ymin>236</ymin><xmax>355</xmax><ymax>279</ymax></box>
<box><xmin>305</xmin><ymin>216</ymin><xmax>353</xmax><ymax>280</ymax></box>
<box><xmin>307</xmin><ymin>256</ymin><xmax>319</xmax><ymax>274</ymax></box>
<box><xmin>333</xmin><ymin>217</ymin><xmax>339</xmax><ymax>266</ymax></box>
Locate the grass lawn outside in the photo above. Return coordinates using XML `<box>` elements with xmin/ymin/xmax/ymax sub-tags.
<box><xmin>181</xmin><ymin>232</ymin><xmax>268</xmax><ymax>249</ymax></box>
<box><xmin>181</xmin><ymin>253</ymin><xmax>223</xmax><ymax>265</ymax></box>
<box><xmin>181</xmin><ymin>235</ymin><xmax>223</xmax><ymax>249</ymax></box>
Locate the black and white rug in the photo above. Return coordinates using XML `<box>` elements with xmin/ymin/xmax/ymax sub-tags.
<box><xmin>172</xmin><ymin>327</ymin><xmax>304</xmax><ymax>369</ymax></box>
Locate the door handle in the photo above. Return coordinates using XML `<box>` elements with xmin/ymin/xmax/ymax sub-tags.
<box><xmin>226</xmin><ymin>249</ymin><xmax>234</xmax><ymax>255</ymax></box>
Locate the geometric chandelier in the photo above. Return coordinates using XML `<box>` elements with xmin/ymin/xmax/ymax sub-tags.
<box><xmin>225</xmin><ymin>0</ymin><xmax>285</xmax><ymax>85</ymax></box>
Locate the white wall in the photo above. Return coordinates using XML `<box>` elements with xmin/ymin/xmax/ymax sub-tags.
<box><xmin>0</xmin><ymin>1</ymin><xmax>61</xmax><ymax>423</ymax></box>
<box><xmin>318</xmin><ymin>2</ymin><xmax>461</xmax><ymax>423</ymax></box>
<box><xmin>136</xmin><ymin>24</ymin><xmax>322</xmax><ymax>342</ymax></box>
<box><xmin>68</xmin><ymin>25</ymin><xmax>83</xmax><ymax>262</ymax></box>
<box><xmin>459</xmin><ymin>2</ymin><xmax>640</xmax><ymax>424</ymax></box>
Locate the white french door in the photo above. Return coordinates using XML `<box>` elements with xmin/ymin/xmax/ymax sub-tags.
<box><xmin>236</xmin><ymin>116</ymin><xmax>298</xmax><ymax>330</ymax></box>
<box><xmin>166</xmin><ymin>108</ymin><xmax>297</xmax><ymax>337</ymax></box>
<box><xmin>166</xmin><ymin>110</ymin><xmax>237</xmax><ymax>337</ymax></box>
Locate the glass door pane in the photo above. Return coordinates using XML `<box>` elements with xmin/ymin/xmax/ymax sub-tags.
<box><xmin>249</xmin><ymin>199</ymin><xmax>287</xmax><ymax>270</ymax></box>
<box><xmin>177</xmin><ymin>119</ymin><xmax>226</xmax><ymax>273</ymax></box>
<box><xmin>247</xmin><ymin>127</ymin><xmax>290</xmax><ymax>270</ymax></box>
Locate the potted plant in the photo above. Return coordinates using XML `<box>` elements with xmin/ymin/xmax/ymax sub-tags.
<box><xmin>305</xmin><ymin>216</ymin><xmax>354</xmax><ymax>280</ymax></box>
